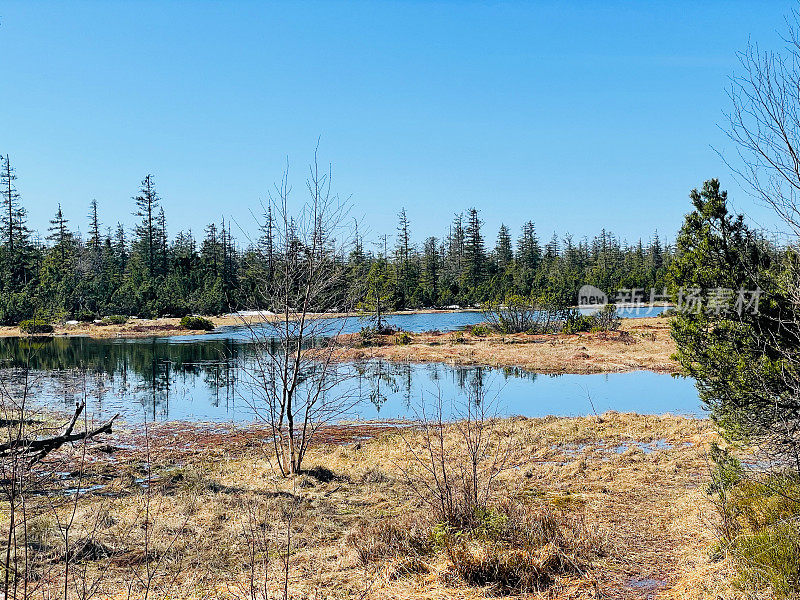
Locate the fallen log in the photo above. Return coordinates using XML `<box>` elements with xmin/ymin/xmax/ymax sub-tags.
<box><xmin>0</xmin><ymin>402</ymin><xmax>119</xmax><ymax>464</ymax></box>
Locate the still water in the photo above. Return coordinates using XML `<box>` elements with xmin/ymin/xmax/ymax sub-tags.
<box><xmin>202</xmin><ymin>305</ymin><xmax>668</xmax><ymax>340</ymax></box>
<box><xmin>0</xmin><ymin>317</ymin><xmax>698</xmax><ymax>425</ymax></box>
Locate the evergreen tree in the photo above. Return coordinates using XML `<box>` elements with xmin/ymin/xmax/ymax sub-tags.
<box><xmin>113</xmin><ymin>223</ymin><xmax>128</xmax><ymax>273</ymax></box>
<box><xmin>515</xmin><ymin>221</ymin><xmax>541</xmax><ymax>294</ymax></box>
<box><xmin>421</xmin><ymin>236</ymin><xmax>440</xmax><ymax>305</ymax></box>
<box><xmin>133</xmin><ymin>174</ymin><xmax>160</xmax><ymax>277</ymax></box>
<box><xmin>88</xmin><ymin>199</ymin><xmax>102</xmax><ymax>251</ymax></box>
<box><xmin>156</xmin><ymin>207</ymin><xmax>168</xmax><ymax>276</ymax></box>
<box><xmin>395</xmin><ymin>208</ymin><xmax>412</xmax><ymax>303</ymax></box>
<box><xmin>47</xmin><ymin>204</ymin><xmax>71</xmax><ymax>262</ymax></box>
<box><xmin>494</xmin><ymin>224</ymin><xmax>513</xmax><ymax>271</ymax></box>
<box><xmin>1</xmin><ymin>155</ymin><xmax>20</xmax><ymax>260</ymax></box>
<box><xmin>260</xmin><ymin>205</ymin><xmax>276</xmax><ymax>283</ymax></box>
<box><xmin>462</xmin><ymin>208</ymin><xmax>486</xmax><ymax>294</ymax></box>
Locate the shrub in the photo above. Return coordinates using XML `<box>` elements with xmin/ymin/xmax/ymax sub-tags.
<box><xmin>395</xmin><ymin>332</ymin><xmax>412</xmax><ymax>345</ymax></box>
<box><xmin>561</xmin><ymin>312</ymin><xmax>595</xmax><ymax>334</ymax></box>
<box><xmin>440</xmin><ymin>504</ymin><xmax>603</xmax><ymax>594</ymax></box>
<box><xmin>359</xmin><ymin>326</ymin><xmax>377</xmax><ymax>346</ymax></box>
<box><xmin>713</xmin><ymin>463</ymin><xmax>800</xmax><ymax>598</ymax></box>
<box><xmin>483</xmin><ymin>295</ymin><xmax>590</xmax><ymax>334</ymax></box>
<box><xmin>562</xmin><ymin>305</ymin><xmax>620</xmax><ymax>334</ymax></box>
<box><xmin>76</xmin><ymin>310</ymin><xmax>97</xmax><ymax>323</ymax></box>
<box><xmin>101</xmin><ymin>314</ymin><xmax>128</xmax><ymax>325</ymax></box>
<box><xmin>592</xmin><ymin>303</ymin><xmax>621</xmax><ymax>331</ymax></box>
<box><xmin>179</xmin><ymin>315</ymin><xmax>215</xmax><ymax>331</ymax></box>
<box><xmin>18</xmin><ymin>319</ymin><xmax>54</xmax><ymax>334</ymax></box>
<box><xmin>470</xmin><ymin>323</ymin><xmax>492</xmax><ymax>337</ymax></box>
<box><xmin>483</xmin><ymin>295</ymin><xmax>543</xmax><ymax>333</ymax></box>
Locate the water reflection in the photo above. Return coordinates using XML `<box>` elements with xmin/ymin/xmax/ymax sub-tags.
<box><xmin>0</xmin><ymin>309</ymin><xmax>694</xmax><ymax>424</ymax></box>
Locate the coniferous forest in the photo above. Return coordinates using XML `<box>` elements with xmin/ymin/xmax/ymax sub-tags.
<box><xmin>0</xmin><ymin>155</ymin><xmax>674</xmax><ymax>324</ymax></box>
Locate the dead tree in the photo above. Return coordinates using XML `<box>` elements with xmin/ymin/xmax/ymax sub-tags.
<box><xmin>0</xmin><ymin>402</ymin><xmax>118</xmax><ymax>466</ymax></box>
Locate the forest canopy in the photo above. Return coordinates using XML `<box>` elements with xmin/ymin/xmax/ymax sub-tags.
<box><xmin>1</xmin><ymin>155</ymin><xmax>677</xmax><ymax>324</ymax></box>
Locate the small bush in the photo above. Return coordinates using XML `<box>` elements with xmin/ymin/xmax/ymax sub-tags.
<box><xmin>470</xmin><ymin>323</ymin><xmax>492</xmax><ymax>337</ymax></box>
<box><xmin>394</xmin><ymin>332</ymin><xmax>412</xmax><ymax>345</ymax></box>
<box><xmin>714</xmin><ymin>466</ymin><xmax>800</xmax><ymax>598</ymax></box>
<box><xmin>19</xmin><ymin>319</ymin><xmax>54</xmax><ymax>334</ymax></box>
<box><xmin>101</xmin><ymin>315</ymin><xmax>128</xmax><ymax>325</ymax></box>
<box><xmin>562</xmin><ymin>305</ymin><xmax>620</xmax><ymax>334</ymax></box>
<box><xmin>179</xmin><ymin>315</ymin><xmax>215</xmax><ymax>331</ymax></box>
<box><xmin>440</xmin><ymin>504</ymin><xmax>602</xmax><ymax>594</ymax></box>
<box><xmin>76</xmin><ymin>310</ymin><xmax>97</xmax><ymax>323</ymax></box>
<box><xmin>561</xmin><ymin>312</ymin><xmax>595</xmax><ymax>334</ymax></box>
<box><xmin>359</xmin><ymin>326</ymin><xmax>377</xmax><ymax>346</ymax></box>
<box><xmin>592</xmin><ymin>304</ymin><xmax>621</xmax><ymax>331</ymax></box>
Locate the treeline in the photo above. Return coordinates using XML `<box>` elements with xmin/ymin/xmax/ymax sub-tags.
<box><xmin>1</xmin><ymin>154</ymin><xmax>673</xmax><ymax>324</ymax></box>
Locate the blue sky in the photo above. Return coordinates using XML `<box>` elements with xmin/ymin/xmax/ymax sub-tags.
<box><xmin>0</xmin><ymin>1</ymin><xmax>795</xmax><ymax>249</ymax></box>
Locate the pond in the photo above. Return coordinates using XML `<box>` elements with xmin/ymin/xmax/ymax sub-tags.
<box><xmin>0</xmin><ymin>329</ymin><xmax>699</xmax><ymax>424</ymax></box>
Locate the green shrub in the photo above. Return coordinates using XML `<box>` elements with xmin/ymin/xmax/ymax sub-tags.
<box><xmin>592</xmin><ymin>304</ymin><xmax>621</xmax><ymax>331</ymax></box>
<box><xmin>101</xmin><ymin>315</ymin><xmax>128</xmax><ymax>325</ymax></box>
<box><xmin>395</xmin><ymin>332</ymin><xmax>412</xmax><ymax>345</ymax></box>
<box><xmin>359</xmin><ymin>326</ymin><xmax>377</xmax><ymax>346</ymax></box>
<box><xmin>562</xmin><ymin>305</ymin><xmax>620</xmax><ymax>334</ymax></box>
<box><xmin>470</xmin><ymin>323</ymin><xmax>492</xmax><ymax>337</ymax></box>
<box><xmin>18</xmin><ymin>319</ymin><xmax>54</xmax><ymax>334</ymax></box>
<box><xmin>715</xmin><ymin>469</ymin><xmax>800</xmax><ymax>598</ymax></box>
<box><xmin>561</xmin><ymin>312</ymin><xmax>594</xmax><ymax>334</ymax></box>
<box><xmin>180</xmin><ymin>315</ymin><xmax>215</xmax><ymax>331</ymax></box>
<box><xmin>76</xmin><ymin>310</ymin><xmax>97</xmax><ymax>323</ymax></box>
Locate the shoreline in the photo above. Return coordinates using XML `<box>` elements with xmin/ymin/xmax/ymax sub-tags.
<box><xmin>0</xmin><ymin>313</ymin><xmax>679</xmax><ymax>376</ymax></box>
<box><xmin>328</xmin><ymin>316</ymin><xmax>679</xmax><ymax>375</ymax></box>
<box><xmin>0</xmin><ymin>305</ymin><xmax>671</xmax><ymax>340</ymax></box>
<box><xmin>0</xmin><ymin>307</ymin><xmax>482</xmax><ymax>339</ymax></box>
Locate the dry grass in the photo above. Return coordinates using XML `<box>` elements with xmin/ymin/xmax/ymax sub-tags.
<box><xmin>0</xmin><ymin>411</ymin><xmax>755</xmax><ymax>599</ymax></box>
<box><xmin>332</xmin><ymin>317</ymin><xmax>679</xmax><ymax>374</ymax></box>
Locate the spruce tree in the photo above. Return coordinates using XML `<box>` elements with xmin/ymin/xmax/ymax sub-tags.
<box><xmin>422</xmin><ymin>236</ymin><xmax>440</xmax><ymax>305</ymax></box>
<box><xmin>395</xmin><ymin>208</ymin><xmax>412</xmax><ymax>303</ymax></box>
<box><xmin>462</xmin><ymin>208</ymin><xmax>486</xmax><ymax>293</ymax></box>
<box><xmin>133</xmin><ymin>174</ymin><xmax>160</xmax><ymax>277</ymax></box>
<box><xmin>494</xmin><ymin>224</ymin><xmax>513</xmax><ymax>271</ymax></box>
<box><xmin>47</xmin><ymin>204</ymin><xmax>71</xmax><ymax>262</ymax></box>
<box><xmin>88</xmin><ymin>199</ymin><xmax>102</xmax><ymax>251</ymax></box>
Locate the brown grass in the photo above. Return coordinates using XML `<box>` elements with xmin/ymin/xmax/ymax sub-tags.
<box><xmin>331</xmin><ymin>316</ymin><xmax>679</xmax><ymax>374</ymax></box>
<box><xmin>1</xmin><ymin>411</ymin><xmax>752</xmax><ymax>599</ymax></box>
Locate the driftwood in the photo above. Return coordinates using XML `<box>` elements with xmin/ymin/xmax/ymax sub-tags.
<box><xmin>0</xmin><ymin>402</ymin><xmax>119</xmax><ymax>464</ymax></box>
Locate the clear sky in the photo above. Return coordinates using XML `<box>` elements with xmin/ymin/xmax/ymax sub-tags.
<box><xmin>0</xmin><ymin>0</ymin><xmax>795</xmax><ymax>249</ymax></box>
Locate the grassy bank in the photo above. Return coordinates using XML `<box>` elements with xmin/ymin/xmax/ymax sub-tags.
<box><xmin>332</xmin><ymin>316</ymin><xmax>678</xmax><ymax>374</ymax></box>
<box><xmin>2</xmin><ymin>412</ymin><xmax>744</xmax><ymax>599</ymax></box>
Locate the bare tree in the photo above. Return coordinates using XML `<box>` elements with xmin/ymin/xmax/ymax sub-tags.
<box><xmin>726</xmin><ymin>12</ymin><xmax>800</xmax><ymax>237</ymax></box>
<box><xmin>240</xmin><ymin>149</ymin><xmax>362</xmax><ymax>477</ymax></box>
<box><xmin>0</xmin><ymin>354</ymin><xmax>117</xmax><ymax>599</ymax></box>
<box><xmin>395</xmin><ymin>382</ymin><xmax>516</xmax><ymax>528</ymax></box>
